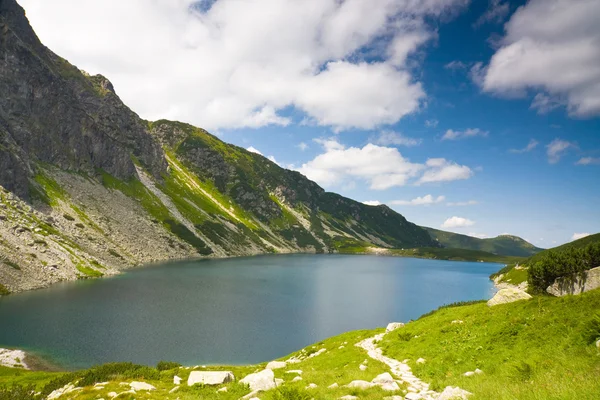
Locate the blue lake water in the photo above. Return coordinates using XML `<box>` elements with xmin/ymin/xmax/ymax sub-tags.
<box><xmin>0</xmin><ymin>254</ymin><xmax>501</xmax><ymax>370</ymax></box>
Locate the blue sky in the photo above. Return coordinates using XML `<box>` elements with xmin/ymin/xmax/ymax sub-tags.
<box><xmin>22</xmin><ymin>0</ymin><xmax>600</xmax><ymax>247</ymax></box>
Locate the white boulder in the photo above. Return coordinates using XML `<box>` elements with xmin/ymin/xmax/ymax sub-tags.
<box><xmin>173</xmin><ymin>375</ymin><xmax>182</xmax><ymax>385</ymax></box>
<box><xmin>386</xmin><ymin>322</ymin><xmax>405</xmax><ymax>332</ymax></box>
<box><xmin>359</xmin><ymin>364</ymin><xmax>367</xmax><ymax>371</ymax></box>
<box><xmin>292</xmin><ymin>376</ymin><xmax>302</xmax><ymax>382</ymax></box>
<box><xmin>306</xmin><ymin>383</ymin><xmax>318</xmax><ymax>389</ymax></box>
<box><xmin>328</xmin><ymin>383</ymin><xmax>339</xmax><ymax>389</ymax></box>
<box><xmin>487</xmin><ymin>288</ymin><xmax>532</xmax><ymax>306</ymax></box>
<box><xmin>416</xmin><ymin>358</ymin><xmax>426</xmax><ymax>364</ymax></box>
<box><xmin>438</xmin><ymin>386</ymin><xmax>472</xmax><ymax>400</ymax></box>
<box><xmin>129</xmin><ymin>381</ymin><xmax>156</xmax><ymax>391</ymax></box>
<box><xmin>339</xmin><ymin>396</ymin><xmax>358</xmax><ymax>400</ymax></box>
<box><xmin>372</xmin><ymin>373</ymin><xmax>395</xmax><ymax>384</ymax></box>
<box><xmin>266</xmin><ymin>361</ymin><xmax>287</xmax><ymax>370</ymax></box>
<box><xmin>346</xmin><ymin>380</ymin><xmax>374</xmax><ymax>389</ymax></box>
<box><xmin>240</xmin><ymin>369</ymin><xmax>276</xmax><ymax>391</ymax></box>
<box><xmin>187</xmin><ymin>371</ymin><xmax>234</xmax><ymax>386</ymax></box>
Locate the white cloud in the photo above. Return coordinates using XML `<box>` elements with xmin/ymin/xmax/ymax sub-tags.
<box><xmin>510</xmin><ymin>139</ymin><xmax>539</xmax><ymax>154</ymax></box>
<box><xmin>297</xmin><ymin>142</ymin><xmax>309</xmax><ymax>151</ymax></box>
<box><xmin>447</xmin><ymin>200</ymin><xmax>478</xmax><ymax>206</ymax></box>
<box><xmin>246</xmin><ymin>146</ymin><xmax>263</xmax><ymax>155</ymax></box>
<box><xmin>474</xmin><ymin>0</ymin><xmax>510</xmax><ymax>27</ymax></box>
<box><xmin>468</xmin><ymin>232</ymin><xmax>489</xmax><ymax>239</ymax></box>
<box><xmin>571</xmin><ymin>233</ymin><xmax>591</xmax><ymax>241</ymax></box>
<box><xmin>441</xmin><ymin>216</ymin><xmax>475</xmax><ymax>229</ymax></box>
<box><xmin>425</xmin><ymin>119</ymin><xmax>439</xmax><ymax>128</ymax></box>
<box><xmin>418</xmin><ymin>158</ymin><xmax>473</xmax><ymax>184</ymax></box>
<box><xmin>442</xmin><ymin>128</ymin><xmax>488</xmax><ymax>141</ymax></box>
<box><xmin>546</xmin><ymin>138</ymin><xmax>576</xmax><ymax>164</ymax></box>
<box><xmin>375</xmin><ymin>131</ymin><xmax>422</xmax><ymax>147</ymax></box>
<box><xmin>363</xmin><ymin>200</ymin><xmax>382</xmax><ymax>206</ymax></box>
<box><xmin>576</xmin><ymin>157</ymin><xmax>600</xmax><ymax>165</ymax></box>
<box><xmin>19</xmin><ymin>0</ymin><xmax>470</xmax><ymax>131</ymax></box>
<box><xmin>481</xmin><ymin>0</ymin><xmax>600</xmax><ymax>117</ymax></box>
<box><xmin>391</xmin><ymin>194</ymin><xmax>445</xmax><ymax>206</ymax></box>
<box><xmin>444</xmin><ymin>61</ymin><xmax>467</xmax><ymax>70</ymax></box>
<box><xmin>298</xmin><ymin>140</ymin><xmax>473</xmax><ymax>189</ymax></box>
<box><xmin>530</xmin><ymin>93</ymin><xmax>564</xmax><ymax>115</ymax></box>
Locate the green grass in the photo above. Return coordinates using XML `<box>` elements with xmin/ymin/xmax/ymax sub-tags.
<box><xmin>0</xmin><ymin>284</ymin><xmax>9</xmax><ymax>296</ymax></box>
<box><xmin>75</xmin><ymin>263</ymin><xmax>104</xmax><ymax>278</ymax></box>
<box><xmin>379</xmin><ymin>289</ymin><xmax>600</xmax><ymax>400</ymax></box>
<box><xmin>0</xmin><ymin>367</ymin><xmax>62</xmax><ymax>392</ymax></box>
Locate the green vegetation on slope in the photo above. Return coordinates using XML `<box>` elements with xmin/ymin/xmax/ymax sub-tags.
<box><xmin>493</xmin><ymin>233</ymin><xmax>600</xmax><ymax>289</ymax></box>
<box><xmin>380</xmin><ymin>289</ymin><xmax>600</xmax><ymax>400</ymax></box>
<box><xmin>424</xmin><ymin>228</ymin><xmax>543</xmax><ymax>257</ymax></box>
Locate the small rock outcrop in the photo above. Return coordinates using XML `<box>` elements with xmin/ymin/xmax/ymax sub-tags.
<box><xmin>487</xmin><ymin>288</ymin><xmax>532</xmax><ymax>306</ymax></box>
<box><xmin>240</xmin><ymin>369</ymin><xmax>277</xmax><ymax>392</ymax></box>
<box><xmin>266</xmin><ymin>360</ymin><xmax>287</xmax><ymax>370</ymax></box>
<box><xmin>187</xmin><ymin>371</ymin><xmax>234</xmax><ymax>386</ymax></box>
<box><xmin>386</xmin><ymin>322</ymin><xmax>405</xmax><ymax>332</ymax></box>
<box><xmin>438</xmin><ymin>386</ymin><xmax>472</xmax><ymax>400</ymax></box>
<box><xmin>546</xmin><ymin>266</ymin><xmax>600</xmax><ymax>296</ymax></box>
<box><xmin>129</xmin><ymin>381</ymin><xmax>156</xmax><ymax>391</ymax></box>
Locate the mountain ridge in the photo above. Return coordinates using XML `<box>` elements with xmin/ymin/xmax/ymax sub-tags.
<box><xmin>0</xmin><ymin>0</ymin><xmax>439</xmax><ymax>294</ymax></box>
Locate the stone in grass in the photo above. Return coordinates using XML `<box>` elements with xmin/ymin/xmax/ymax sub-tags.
<box><xmin>217</xmin><ymin>387</ymin><xmax>228</xmax><ymax>392</ymax></box>
<box><xmin>266</xmin><ymin>361</ymin><xmax>287</xmax><ymax>370</ymax></box>
<box><xmin>339</xmin><ymin>396</ymin><xmax>359</xmax><ymax>400</ymax></box>
<box><xmin>346</xmin><ymin>380</ymin><xmax>374</xmax><ymax>389</ymax></box>
<box><xmin>386</xmin><ymin>322</ymin><xmax>405</xmax><ymax>332</ymax></box>
<box><xmin>188</xmin><ymin>371</ymin><xmax>234</xmax><ymax>386</ymax></box>
<box><xmin>240</xmin><ymin>369</ymin><xmax>277</xmax><ymax>392</ymax></box>
<box><xmin>129</xmin><ymin>382</ymin><xmax>156</xmax><ymax>391</ymax></box>
<box><xmin>306</xmin><ymin>383</ymin><xmax>318</xmax><ymax>389</ymax></box>
<box><xmin>359</xmin><ymin>364</ymin><xmax>367</xmax><ymax>371</ymax></box>
<box><xmin>328</xmin><ymin>383</ymin><xmax>339</xmax><ymax>389</ymax></box>
<box><xmin>173</xmin><ymin>375</ymin><xmax>182</xmax><ymax>385</ymax></box>
<box><xmin>416</xmin><ymin>358</ymin><xmax>426</xmax><ymax>364</ymax></box>
<box><xmin>292</xmin><ymin>376</ymin><xmax>302</xmax><ymax>382</ymax></box>
<box><xmin>438</xmin><ymin>386</ymin><xmax>472</xmax><ymax>400</ymax></box>
<box><xmin>487</xmin><ymin>288</ymin><xmax>532</xmax><ymax>307</ymax></box>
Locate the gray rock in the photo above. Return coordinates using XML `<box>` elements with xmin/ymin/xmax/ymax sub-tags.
<box><xmin>386</xmin><ymin>322</ymin><xmax>405</xmax><ymax>332</ymax></box>
<box><xmin>187</xmin><ymin>371</ymin><xmax>234</xmax><ymax>386</ymax></box>
<box><xmin>438</xmin><ymin>386</ymin><xmax>472</xmax><ymax>400</ymax></box>
<box><xmin>339</xmin><ymin>396</ymin><xmax>358</xmax><ymax>400</ymax></box>
<box><xmin>266</xmin><ymin>361</ymin><xmax>287</xmax><ymax>370</ymax></box>
<box><xmin>487</xmin><ymin>288</ymin><xmax>532</xmax><ymax>306</ymax></box>
<box><xmin>547</xmin><ymin>266</ymin><xmax>600</xmax><ymax>296</ymax></box>
<box><xmin>129</xmin><ymin>381</ymin><xmax>156</xmax><ymax>391</ymax></box>
<box><xmin>346</xmin><ymin>380</ymin><xmax>374</xmax><ymax>389</ymax></box>
<box><xmin>240</xmin><ymin>369</ymin><xmax>276</xmax><ymax>391</ymax></box>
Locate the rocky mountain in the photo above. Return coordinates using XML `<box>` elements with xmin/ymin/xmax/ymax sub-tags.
<box><xmin>423</xmin><ymin>227</ymin><xmax>544</xmax><ymax>257</ymax></box>
<box><xmin>0</xmin><ymin>0</ymin><xmax>438</xmax><ymax>294</ymax></box>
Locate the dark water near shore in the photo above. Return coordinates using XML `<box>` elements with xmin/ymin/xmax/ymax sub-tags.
<box><xmin>0</xmin><ymin>254</ymin><xmax>500</xmax><ymax>370</ymax></box>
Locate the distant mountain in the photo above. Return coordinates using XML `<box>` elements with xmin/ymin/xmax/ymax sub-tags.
<box><xmin>0</xmin><ymin>0</ymin><xmax>436</xmax><ymax>294</ymax></box>
<box><xmin>423</xmin><ymin>227</ymin><xmax>544</xmax><ymax>257</ymax></box>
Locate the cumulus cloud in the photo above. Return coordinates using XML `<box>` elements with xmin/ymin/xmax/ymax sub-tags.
<box><xmin>19</xmin><ymin>0</ymin><xmax>470</xmax><ymax>131</ymax></box>
<box><xmin>474</xmin><ymin>0</ymin><xmax>510</xmax><ymax>27</ymax></box>
<box><xmin>441</xmin><ymin>216</ymin><xmax>475</xmax><ymax>229</ymax></box>
<box><xmin>571</xmin><ymin>233</ymin><xmax>590</xmax><ymax>241</ymax></box>
<box><xmin>509</xmin><ymin>139</ymin><xmax>539</xmax><ymax>154</ymax></box>
<box><xmin>375</xmin><ymin>131</ymin><xmax>422</xmax><ymax>147</ymax></box>
<box><xmin>480</xmin><ymin>0</ymin><xmax>600</xmax><ymax>117</ymax></box>
<box><xmin>417</xmin><ymin>158</ymin><xmax>473</xmax><ymax>184</ymax></box>
<box><xmin>391</xmin><ymin>194</ymin><xmax>445</xmax><ymax>206</ymax></box>
<box><xmin>447</xmin><ymin>200</ymin><xmax>478</xmax><ymax>206</ymax></box>
<box><xmin>298</xmin><ymin>140</ymin><xmax>473</xmax><ymax>189</ymax></box>
<box><xmin>546</xmin><ymin>139</ymin><xmax>576</xmax><ymax>164</ymax></box>
<box><xmin>442</xmin><ymin>128</ymin><xmax>488</xmax><ymax>141</ymax></box>
<box><xmin>363</xmin><ymin>200</ymin><xmax>382</xmax><ymax>206</ymax></box>
<box><xmin>297</xmin><ymin>142</ymin><xmax>309</xmax><ymax>151</ymax></box>
<box><xmin>576</xmin><ymin>157</ymin><xmax>600</xmax><ymax>165</ymax></box>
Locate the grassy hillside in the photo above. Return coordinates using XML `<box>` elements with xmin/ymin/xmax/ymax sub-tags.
<box><xmin>335</xmin><ymin>241</ymin><xmax>523</xmax><ymax>263</ymax></box>
<box><xmin>424</xmin><ymin>228</ymin><xmax>543</xmax><ymax>257</ymax></box>
<box><xmin>492</xmin><ymin>233</ymin><xmax>600</xmax><ymax>288</ymax></box>
<box><xmin>2</xmin><ymin>289</ymin><xmax>599</xmax><ymax>399</ymax></box>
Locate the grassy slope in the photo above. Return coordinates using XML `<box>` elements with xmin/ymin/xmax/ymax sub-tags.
<box><xmin>493</xmin><ymin>233</ymin><xmax>600</xmax><ymax>286</ymax></box>
<box><xmin>3</xmin><ymin>290</ymin><xmax>599</xmax><ymax>400</ymax></box>
<box><xmin>424</xmin><ymin>228</ymin><xmax>543</xmax><ymax>257</ymax></box>
<box><xmin>335</xmin><ymin>239</ymin><xmax>523</xmax><ymax>263</ymax></box>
